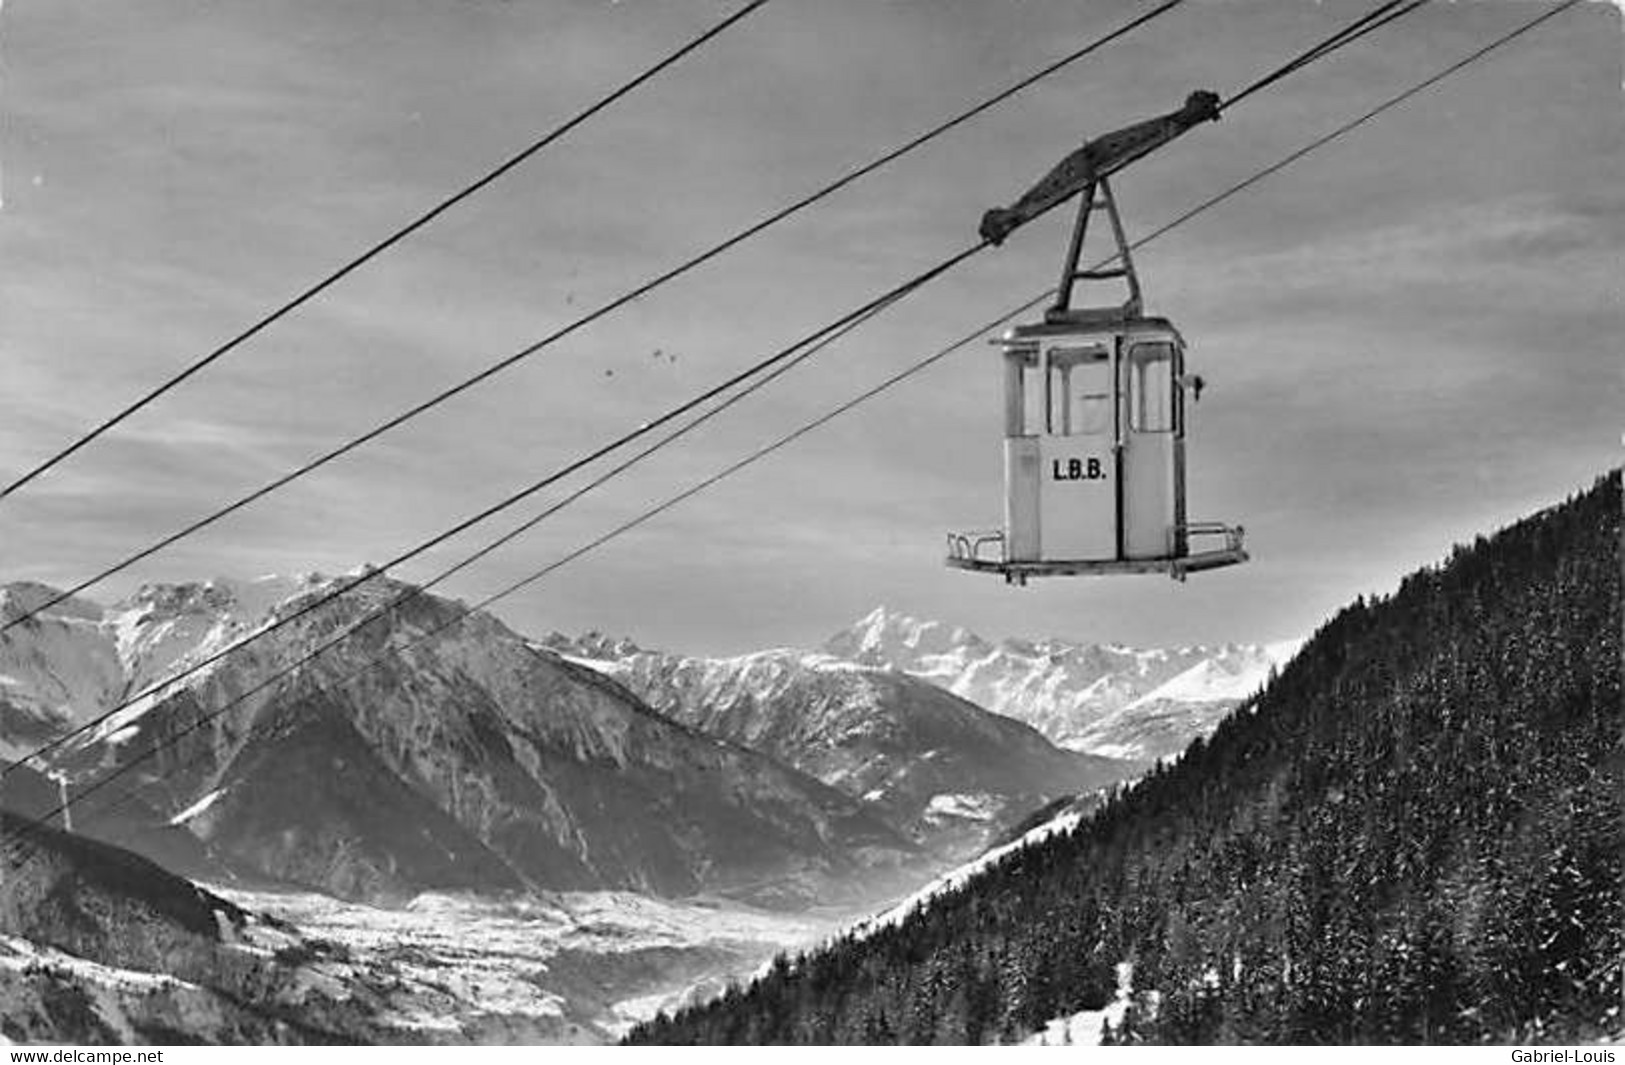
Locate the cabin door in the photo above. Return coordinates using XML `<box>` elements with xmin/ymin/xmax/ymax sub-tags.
<box><xmin>1121</xmin><ymin>340</ymin><xmax>1179</xmax><ymax>559</ymax></box>
<box><xmin>1037</xmin><ymin>343</ymin><xmax>1116</xmax><ymax>561</ymax></box>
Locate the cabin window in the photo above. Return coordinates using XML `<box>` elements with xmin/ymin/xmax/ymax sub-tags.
<box><xmin>1021</xmin><ymin>357</ymin><xmax>1045</xmax><ymax>436</ymax></box>
<box><xmin>1046</xmin><ymin>362</ymin><xmax>1066</xmax><ymax>434</ymax></box>
<box><xmin>1128</xmin><ymin>342</ymin><xmax>1175</xmax><ymax>433</ymax></box>
<box><xmin>1069</xmin><ymin>357</ymin><xmax>1112</xmax><ymax>436</ymax></box>
<box><xmin>1045</xmin><ymin>344</ymin><xmax>1110</xmax><ymax>436</ymax></box>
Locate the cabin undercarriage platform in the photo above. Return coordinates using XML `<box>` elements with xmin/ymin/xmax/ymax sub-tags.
<box><xmin>946</xmin><ymin>522</ymin><xmax>1247</xmax><ymax>585</ymax></box>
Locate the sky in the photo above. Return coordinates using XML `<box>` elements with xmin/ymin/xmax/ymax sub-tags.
<box><xmin>0</xmin><ymin>0</ymin><xmax>1619</xmax><ymax>656</ymax></box>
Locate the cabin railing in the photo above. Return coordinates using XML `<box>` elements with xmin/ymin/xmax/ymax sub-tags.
<box><xmin>947</xmin><ymin>529</ymin><xmax>1007</xmax><ymax>566</ymax></box>
<box><xmin>1178</xmin><ymin>521</ymin><xmax>1246</xmax><ymax>557</ymax></box>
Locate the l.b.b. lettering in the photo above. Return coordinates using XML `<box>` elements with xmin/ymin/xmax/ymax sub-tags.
<box><xmin>1052</xmin><ymin>457</ymin><xmax>1106</xmax><ymax>481</ymax></box>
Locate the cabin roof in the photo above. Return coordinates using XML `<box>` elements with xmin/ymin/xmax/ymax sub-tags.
<box><xmin>1002</xmin><ymin>314</ymin><xmax>1181</xmax><ymax>342</ymax></box>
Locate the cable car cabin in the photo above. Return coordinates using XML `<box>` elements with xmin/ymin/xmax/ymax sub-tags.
<box><xmin>947</xmin><ymin>92</ymin><xmax>1244</xmax><ymax>584</ymax></box>
<box><xmin>946</xmin><ymin>312</ymin><xmax>1247</xmax><ymax>584</ymax></box>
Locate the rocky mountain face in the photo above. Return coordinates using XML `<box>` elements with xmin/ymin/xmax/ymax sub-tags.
<box><xmin>0</xmin><ymin>577</ymin><xmax>318</xmax><ymax>761</ymax></box>
<box><xmin>542</xmin><ymin>634</ymin><xmax>1138</xmax><ymax>854</ymax></box>
<box><xmin>823</xmin><ymin>607</ymin><xmax>1300</xmax><ymax>761</ymax></box>
<box><xmin>1</xmin><ymin>574</ymin><xmax>916</xmax><ymax>908</ymax></box>
<box><xmin>0</xmin><ymin>758</ymin><xmax>229</xmax><ymax>885</ymax></box>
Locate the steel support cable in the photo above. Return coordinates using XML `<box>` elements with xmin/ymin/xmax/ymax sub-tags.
<box><xmin>1</xmin><ymin>240</ymin><xmax>990</xmax><ymax>779</ymax></box>
<box><xmin>0</xmin><ymin>0</ymin><xmax>1194</xmax><ymax>636</ymax></box>
<box><xmin>8</xmin><ymin>293</ymin><xmax>915</xmax><ymax>837</ymax></box>
<box><xmin>1218</xmin><ymin>0</ymin><xmax>1434</xmax><ymax>112</ymax></box>
<box><xmin>23</xmin><ymin>0</ymin><xmax>1583</xmax><ymax>848</ymax></box>
<box><xmin>355</xmin><ymin>292</ymin><xmax>915</xmax><ymax>602</ymax></box>
<box><xmin>0</xmin><ymin>0</ymin><xmax>774</xmax><ymax>506</ymax></box>
<box><xmin>1123</xmin><ymin>6</ymin><xmax>1586</xmax><ymax>264</ymax></box>
<box><xmin>0</xmin><ymin>0</ymin><xmax>1450</xmax><ymax>813</ymax></box>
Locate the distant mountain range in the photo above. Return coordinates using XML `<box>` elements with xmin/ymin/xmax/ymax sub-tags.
<box><xmin>540</xmin><ymin>633</ymin><xmax>1135</xmax><ymax>855</ymax></box>
<box><xmin>1</xmin><ymin>567</ymin><xmax>1291</xmax><ymax>911</ymax></box>
<box><xmin>824</xmin><ymin>606</ymin><xmax>1300</xmax><ymax>761</ymax></box>
<box><xmin>1</xmin><ymin>574</ymin><xmax>919</xmax><ymax>907</ymax></box>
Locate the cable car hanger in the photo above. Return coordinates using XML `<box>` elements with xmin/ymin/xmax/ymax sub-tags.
<box><xmin>948</xmin><ymin>91</ymin><xmax>1247</xmax><ymax>585</ymax></box>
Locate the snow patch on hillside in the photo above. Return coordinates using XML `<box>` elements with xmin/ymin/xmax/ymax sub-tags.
<box><xmin>168</xmin><ymin>788</ymin><xmax>225</xmax><ymax>825</ymax></box>
<box><xmin>1024</xmin><ymin>961</ymin><xmax>1135</xmax><ymax>1046</ymax></box>
<box><xmin>923</xmin><ymin>793</ymin><xmax>1000</xmax><ymax>823</ymax></box>
<box><xmin>0</xmin><ymin>934</ymin><xmax>194</xmax><ymax>994</ymax></box>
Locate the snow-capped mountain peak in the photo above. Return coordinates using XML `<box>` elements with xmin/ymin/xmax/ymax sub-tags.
<box><xmin>820</xmin><ymin>607</ymin><xmax>1302</xmax><ymax>762</ymax></box>
<box><xmin>540</xmin><ymin>627</ymin><xmax>1136</xmax><ymax>858</ymax></box>
<box><xmin>827</xmin><ymin>606</ymin><xmax>985</xmax><ymax>664</ymax></box>
<box><xmin>0</xmin><ymin>572</ymin><xmax>366</xmax><ymax>761</ymax></box>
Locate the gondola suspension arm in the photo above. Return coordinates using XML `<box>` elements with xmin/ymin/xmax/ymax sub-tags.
<box><xmin>977</xmin><ymin>90</ymin><xmax>1220</xmax><ymax>247</ymax></box>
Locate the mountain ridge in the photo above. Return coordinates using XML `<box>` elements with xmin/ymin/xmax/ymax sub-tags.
<box><xmin>543</xmin><ymin>633</ymin><xmax>1139</xmax><ymax>855</ymax></box>
<box><xmin>822</xmin><ymin>605</ymin><xmax>1299</xmax><ymax>760</ymax></box>
<box><xmin>2</xmin><ymin>573</ymin><xmax>921</xmax><ymax>907</ymax></box>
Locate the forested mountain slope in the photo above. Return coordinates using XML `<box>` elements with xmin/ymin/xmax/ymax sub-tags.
<box><xmin>628</xmin><ymin>471</ymin><xmax>1622</xmax><ymax>1045</ymax></box>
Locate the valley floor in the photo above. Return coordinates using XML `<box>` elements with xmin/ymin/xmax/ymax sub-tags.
<box><xmin>215</xmin><ymin>886</ymin><xmax>847</xmax><ymax>1043</ymax></box>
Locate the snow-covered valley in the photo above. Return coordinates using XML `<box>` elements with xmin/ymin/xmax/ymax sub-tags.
<box><xmin>210</xmin><ymin>887</ymin><xmax>844</xmax><ymax>1043</ymax></box>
